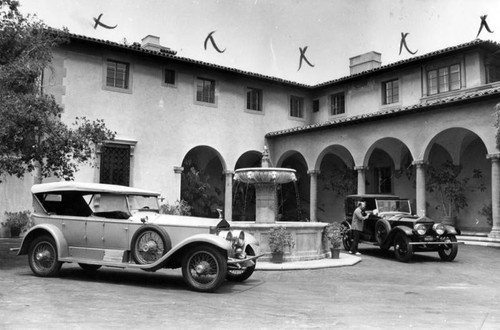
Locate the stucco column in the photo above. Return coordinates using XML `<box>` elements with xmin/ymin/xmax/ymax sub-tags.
<box><xmin>308</xmin><ymin>170</ymin><xmax>320</xmax><ymax>222</ymax></box>
<box><xmin>224</xmin><ymin>170</ymin><xmax>234</xmax><ymax>221</ymax></box>
<box><xmin>173</xmin><ymin>166</ymin><xmax>183</xmax><ymax>201</ymax></box>
<box><xmin>487</xmin><ymin>154</ymin><xmax>500</xmax><ymax>238</ymax></box>
<box><xmin>354</xmin><ymin>166</ymin><xmax>367</xmax><ymax>195</ymax></box>
<box><xmin>413</xmin><ymin>160</ymin><xmax>427</xmax><ymax>217</ymax></box>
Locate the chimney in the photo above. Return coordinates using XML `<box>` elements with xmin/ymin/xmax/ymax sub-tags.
<box><xmin>349</xmin><ymin>51</ymin><xmax>382</xmax><ymax>75</ymax></box>
<box><xmin>140</xmin><ymin>35</ymin><xmax>177</xmax><ymax>55</ymax></box>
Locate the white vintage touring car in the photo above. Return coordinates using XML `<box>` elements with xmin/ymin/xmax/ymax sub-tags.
<box><xmin>16</xmin><ymin>182</ymin><xmax>261</xmax><ymax>292</ymax></box>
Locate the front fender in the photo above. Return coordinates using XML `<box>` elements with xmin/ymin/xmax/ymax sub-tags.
<box><xmin>18</xmin><ymin>224</ymin><xmax>69</xmax><ymax>259</ymax></box>
<box><xmin>384</xmin><ymin>225</ymin><xmax>413</xmax><ymax>248</ymax></box>
<box><xmin>444</xmin><ymin>225</ymin><xmax>459</xmax><ymax>235</ymax></box>
<box><xmin>139</xmin><ymin>233</ymin><xmax>231</xmax><ymax>271</ymax></box>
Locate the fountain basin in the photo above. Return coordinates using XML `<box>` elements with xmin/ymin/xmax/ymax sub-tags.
<box><xmin>229</xmin><ymin>221</ymin><xmax>330</xmax><ymax>262</ymax></box>
<box><xmin>234</xmin><ymin>168</ymin><xmax>297</xmax><ymax>184</ymax></box>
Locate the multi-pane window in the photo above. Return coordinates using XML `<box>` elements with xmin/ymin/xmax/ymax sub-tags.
<box><xmin>100</xmin><ymin>144</ymin><xmax>130</xmax><ymax>186</ymax></box>
<box><xmin>246</xmin><ymin>87</ymin><xmax>262</xmax><ymax>111</ymax></box>
<box><xmin>164</xmin><ymin>68</ymin><xmax>175</xmax><ymax>85</ymax></box>
<box><xmin>106</xmin><ymin>60</ymin><xmax>129</xmax><ymax>89</ymax></box>
<box><xmin>290</xmin><ymin>96</ymin><xmax>304</xmax><ymax>118</ymax></box>
<box><xmin>330</xmin><ymin>92</ymin><xmax>345</xmax><ymax>115</ymax></box>
<box><xmin>382</xmin><ymin>79</ymin><xmax>399</xmax><ymax>105</ymax></box>
<box><xmin>427</xmin><ymin>64</ymin><xmax>461</xmax><ymax>95</ymax></box>
<box><xmin>196</xmin><ymin>77</ymin><xmax>215</xmax><ymax>103</ymax></box>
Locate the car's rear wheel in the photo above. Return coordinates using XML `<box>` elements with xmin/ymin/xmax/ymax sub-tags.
<box><xmin>393</xmin><ymin>232</ymin><xmax>413</xmax><ymax>262</ymax></box>
<box><xmin>78</xmin><ymin>263</ymin><xmax>102</xmax><ymax>271</ymax></box>
<box><xmin>226</xmin><ymin>247</ymin><xmax>255</xmax><ymax>282</ymax></box>
<box><xmin>28</xmin><ymin>235</ymin><xmax>62</xmax><ymax>277</ymax></box>
<box><xmin>182</xmin><ymin>245</ymin><xmax>227</xmax><ymax>292</ymax></box>
<box><xmin>131</xmin><ymin>225</ymin><xmax>171</xmax><ymax>265</ymax></box>
<box><xmin>342</xmin><ymin>228</ymin><xmax>353</xmax><ymax>251</ymax></box>
<box><xmin>375</xmin><ymin>219</ymin><xmax>391</xmax><ymax>250</ymax></box>
<box><xmin>438</xmin><ymin>235</ymin><xmax>458</xmax><ymax>262</ymax></box>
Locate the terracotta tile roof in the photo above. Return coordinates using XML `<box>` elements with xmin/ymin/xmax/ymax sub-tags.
<box><xmin>64</xmin><ymin>31</ymin><xmax>310</xmax><ymax>88</ymax></box>
<box><xmin>315</xmin><ymin>39</ymin><xmax>500</xmax><ymax>88</ymax></box>
<box><xmin>63</xmin><ymin>31</ymin><xmax>500</xmax><ymax>89</ymax></box>
<box><xmin>266</xmin><ymin>85</ymin><xmax>500</xmax><ymax>138</ymax></box>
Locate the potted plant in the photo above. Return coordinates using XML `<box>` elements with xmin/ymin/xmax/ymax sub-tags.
<box><xmin>268</xmin><ymin>226</ymin><xmax>295</xmax><ymax>263</ymax></box>
<box><xmin>323</xmin><ymin>222</ymin><xmax>345</xmax><ymax>259</ymax></box>
<box><xmin>2</xmin><ymin>211</ymin><xmax>31</xmax><ymax>237</ymax></box>
<box><xmin>426</xmin><ymin>160</ymin><xmax>486</xmax><ymax>226</ymax></box>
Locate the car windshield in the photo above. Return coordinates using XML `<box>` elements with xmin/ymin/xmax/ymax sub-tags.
<box><xmin>376</xmin><ymin>199</ymin><xmax>411</xmax><ymax>214</ymax></box>
<box><xmin>128</xmin><ymin>195</ymin><xmax>159</xmax><ymax>212</ymax></box>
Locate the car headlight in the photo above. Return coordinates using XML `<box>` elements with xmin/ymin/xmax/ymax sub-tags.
<box><xmin>219</xmin><ymin>230</ymin><xmax>233</xmax><ymax>242</ymax></box>
<box><xmin>231</xmin><ymin>230</ymin><xmax>245</xmax><ymax>247</ymax></box>
<box><xmin>433</xmin><ymin>224</ymin><xmax>445</xmax><ymax>235</ymax></box>
<box><xmin>414</xmin><ymin>223</ymin><xmax>427</xmax><ymax>236</ymax></box>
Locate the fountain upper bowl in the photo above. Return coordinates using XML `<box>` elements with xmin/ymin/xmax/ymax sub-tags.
<box><xmin>234</xmin><ymin>168</ymin><xmax>297</xmax><ymax>184</ymax></box>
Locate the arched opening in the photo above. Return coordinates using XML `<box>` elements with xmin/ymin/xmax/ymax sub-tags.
<box><xmin>279</xmin><ymin>152</ymin><xmax>309</xmax><ymax>221</ymax></box>
<box><xmin>365</xmin><ymin>138</ymin><xmax>414</xmax><ymax>204</ymax></box>
<box><xmin>180</xmin><ymin>146</ymin><xmax>225</xmax><ymax>218</ymax></box>
<box><xmin>232</xmin><ymin>150</ymin><xmax>262</xmax><ymax>221</ymax></box>
<box><xmin>425</xmin><ymin>128</ymin><xmax>490</xmax><ymax>232</ymax></box>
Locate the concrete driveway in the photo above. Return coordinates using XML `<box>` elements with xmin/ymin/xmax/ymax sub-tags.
<box><xmin>1</xmin><ymin>238</ymin><xmax>499</xmax><ymax>329</ymax></box>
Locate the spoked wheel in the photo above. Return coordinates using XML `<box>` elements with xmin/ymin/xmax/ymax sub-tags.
<box><xmin>393</xmin><ymin>232</ymin><xmax>413</xmax><ymax>263</ymax></box>
<box><xmin>226</xmin><ymin>248</ymin><xmax>255</xmax><ymax>282</ymax></box>
<box><xmin>131</xmin><ymin>226</ymin><xmax>171</xmax><ymax>265</ymax></box>
<box><xmin>78</xmin><ymin>263</ymin><xmax>102</xmax><ymax>272</ymax></box>
<box><xmin>342</xmin><ymin>229</ymin><xmax>353</xmax><ymax>251</ymax></box>
<box><xmin>438</xmin><ymin>235</ymin><xmax>458</xmax><ymax>262</ymax></box>
<box><xmin>28</xmin><ymin>235</ymin><xmax>62</xmax><ymax>277</ymax></box>
<box><xmin>182</xmin><ymin>245</ymin><xmax>227</xmax><ymax>292</ymax></box>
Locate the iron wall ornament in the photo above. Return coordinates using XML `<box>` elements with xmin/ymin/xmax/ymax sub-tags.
<box><xmin>399</xmin><ymin>32</ymin><xmax>417</xmax><ymax>55</ymax></box>
<box><xmin>297</xmin><ymin>46</ymin><xmax>314</xmax><ymax>71</ymax></box>
<box><xmin>93</xmin><ymin>13</ymin><xmax>117</xmax><ymax>29</ymax></box>
<box><xmin>204</xmin><ymin>31</ymin><xmax>226</xmax><ymax>53</ymax></box>
<box><xmin>476</xmin><ymin>15</ymin><xmax>494</xmax><ymax>38</ymax></box>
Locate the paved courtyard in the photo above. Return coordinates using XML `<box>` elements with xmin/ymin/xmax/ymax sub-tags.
<box><xmin>1</xmin><ymin>238</ymin><xmax>499</xmax><ymax>329</ymax></box>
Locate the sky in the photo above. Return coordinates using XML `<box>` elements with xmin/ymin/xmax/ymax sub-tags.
<box><xmin>18</xmin><ymin>0</ymin><xmax>500</xmax><ymax>85</ymax></box>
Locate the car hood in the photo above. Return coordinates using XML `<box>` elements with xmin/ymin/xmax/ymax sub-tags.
<box><xmin>379</xmin><ymin>212</ymin><xmax>426</xmax><ymax>222</ymax></box>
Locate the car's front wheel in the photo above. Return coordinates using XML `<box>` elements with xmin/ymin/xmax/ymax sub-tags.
<box><xmin>226</xmin><ymin>248</ymin><xmax>256</xmax><ymax>282</ymax></box>
<box><xmin>182</xmin><ymin>245</ymin><xmax>227</xmax><ymax>292</ymax></box>
<box><xmin>28</xmin><ymin>235</ymin><xmax>62</xmax><ymax>277</ymax></box>
<box><xmin>438</xmin><ymin>235</ymin><xmax>458</xmax><ymax>262</ymax></box>
<box><xmin>393</xmin><ymin>232</ymin><xmax>413</xmax><ymax>262</ymax></box>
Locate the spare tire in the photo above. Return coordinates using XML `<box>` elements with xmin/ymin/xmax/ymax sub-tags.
<box><xmin>131</xmin><ymin>225</ymin><xmax>171</xmax><ymax>265</ymax></box>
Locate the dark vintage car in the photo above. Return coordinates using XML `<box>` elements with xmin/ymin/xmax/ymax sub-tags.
<box><xmin>15</xmin><ymin>182</ymin><xmax>261</xmax><ymax>292</ymax></box>
<box><xmin>342</xmin><ymin>194</ymin><xmax>462</xmax><ymax>262</ymax></box>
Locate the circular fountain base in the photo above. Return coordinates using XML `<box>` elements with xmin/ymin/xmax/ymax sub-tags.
<box><xmin>229</xmin><ymin>221</ymin><xmax>330</xmax><ymax>262</ymax></box>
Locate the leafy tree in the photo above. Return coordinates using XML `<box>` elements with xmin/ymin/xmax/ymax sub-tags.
<box><xmin>0</xmin><ymin>0</ymin><xmax>115</xmax><ymax>182</ymax></box>
<box><xmin>181</xmin><ymin>159</ymin><xmax>222</xmax><ymax>218</ymax></box>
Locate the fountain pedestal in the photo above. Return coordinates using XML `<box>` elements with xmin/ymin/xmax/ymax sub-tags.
<box><xmin>255</xmin><ymin>184</ymin><xmax>277</xmax><ymax>223</ymax></box>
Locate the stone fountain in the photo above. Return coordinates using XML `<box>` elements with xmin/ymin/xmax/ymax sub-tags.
<box><xmin>229</xmin><ymin>147</ymin><xmax>329</xmax><ymax>262</ymax></box>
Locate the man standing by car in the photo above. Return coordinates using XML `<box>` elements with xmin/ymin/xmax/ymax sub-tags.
<box><xmin>350</xmin><ymin>201</ymin><xmax>369</xmax><ymax>255</ymax></box>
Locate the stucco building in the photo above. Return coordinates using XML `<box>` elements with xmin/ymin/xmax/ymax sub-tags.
<box><xmin>1</xmin><ymin>32</ymin><xmax>499</xmax><ymax>239</ymax></box>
